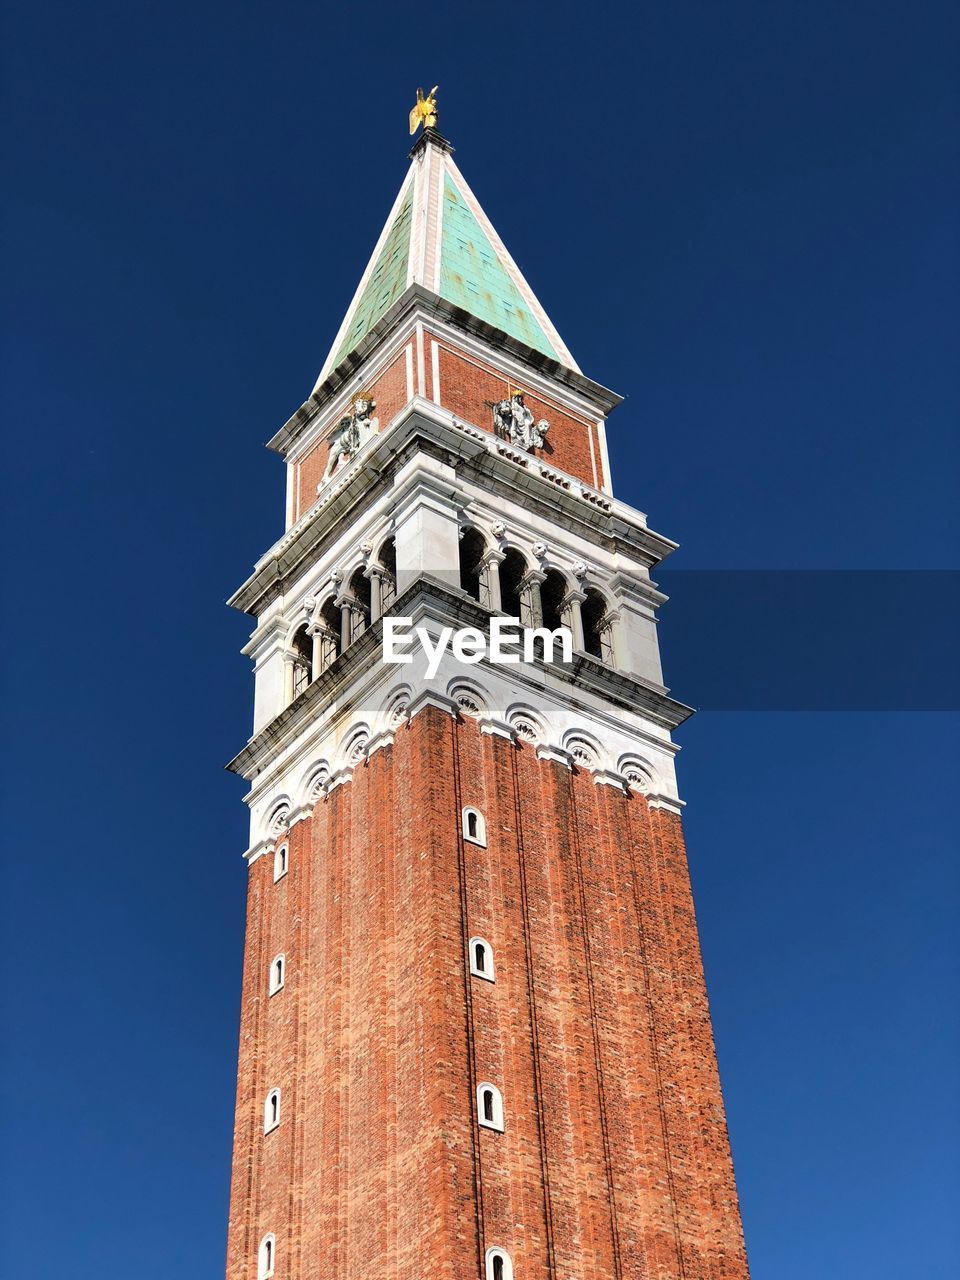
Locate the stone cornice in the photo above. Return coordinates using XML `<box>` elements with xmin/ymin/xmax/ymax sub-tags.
<box><xmin>229</xmin><ymin>401</ymin><xmax>677</xmax><ymax>618</ymax></box>
<box><xmin>226</xmin><ymin>576</ymin><xmax>694</xmax><ymax>782</ymax></box>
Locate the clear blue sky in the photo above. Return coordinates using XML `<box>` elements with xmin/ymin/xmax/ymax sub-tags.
<box><xmin>2</xmin><ymin>2</ymin><xmax>957</xmax><ymax>1276</ymax></box>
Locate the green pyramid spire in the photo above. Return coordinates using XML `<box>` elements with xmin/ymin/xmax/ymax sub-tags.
<box><xmin>316</xmin><ymin>133</ymin><xmax>577</xmax><ymax>386</ymax></box>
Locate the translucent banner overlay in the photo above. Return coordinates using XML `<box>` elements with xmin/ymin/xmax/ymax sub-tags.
<box><xmin>654</xmin><ymin>571</ymin><xmax>959</xmax><ymax>711</ymax></box>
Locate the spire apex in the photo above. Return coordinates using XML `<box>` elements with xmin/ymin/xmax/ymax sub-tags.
<box><xmin>408</xmin><ymin>126</ymin><xmax>454</xmax><ymax>161</ymax></box>
<box><xmin>313</xmin><ymin>121</ymin><xmax>579</xmax><ymax>388</ymax></box>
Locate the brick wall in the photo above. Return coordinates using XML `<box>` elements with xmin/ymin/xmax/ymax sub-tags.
<box><xmin>430</xmin><ymin>337</ymin><xmax>606</xmax><ymax>490</ymax></box>
<box><xmin>294</xmin><ymin>351</ymin><xmax>410</xmax><ymax>520</ymax></box>
<box><xmin>225</xmin><ymin>708</ymin><xmax>748</xmax><ymax>1279</ymax></box>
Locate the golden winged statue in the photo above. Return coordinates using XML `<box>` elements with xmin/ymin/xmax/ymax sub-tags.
<box><xmin>409</xmin><ymin>85</ymin><xmax>439</xmax><ymax>135</ymax></box>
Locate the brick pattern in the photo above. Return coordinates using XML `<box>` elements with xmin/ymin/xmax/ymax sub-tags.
<box><xmin>295</xmin><ymin>352</ymin><xmax>410</xmax><ymax>519</ymax></box>
<box><xmin>293</xmin><ymin>333</ymin><xmax>607</xmax><ymax>525</ymax></box>
<box><xmin>225</xmin><ymin>709</ymin><xmax>748</xmax><ymax>1279</ymax></box>
<box><xmin>431</xmin><ymin>337</ymin><xmax>605</xmax><ymax>490</ymax></box>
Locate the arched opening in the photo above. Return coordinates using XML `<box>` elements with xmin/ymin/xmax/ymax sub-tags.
<box><xmin>258</xmin><ymin>1233</ymin><xmax>275</xmax><ymax>1279</ymax></box>
<box><xmin>378</xmin><ymin>537</ymin><xmax>397</xmax><ymax>614</ymax></box>
<box><xmin>469</xmin><ymin>936</ymin><xmax>495</xmax><ymax>982</ymax></box>
<box><xmin>349</xmin><ymin>568</ymin><xmax>372</xmax><ymax>641</ymax></box>
<box><xmin>273</xmin><ymin>845</ymin><xmax>288</xmax><ymax>882</ymax></box>
<box><xmin>477</xmin><ymin>1082</ymin><xmax>504</xmax><ymax>1131</ymax></box>
<box><xmin>291</xmin><ymin>624</ymin><xmax>312</xmax><ymax>697</ymax></box>
<box><xmin>485</xmin><ymin>1246</ymin><xmax>513</xmax><ymax>1279</ymax></box>
<box><xmin>462</xmin><ymin>807</ymin><xmax>486</xmax><ymax>846</ymax></box>
<box><xmin>497</xmin><ymin>549</ymin><xmax>526</xmax><ymax>620</ymax></box>
<box><xmin>539</xmin><ymin>569</ymin><xmax>567</xmax><ymax>632</ymax></box>
<box><xmin>581</xmin><ymin>588</ymin><xmax>610</xmax><ymax>662</ymax></box>
<box><xmin>264</xmin><ymin>1088</ymin><xmax>281</xmax><ymax>1132</ymax></box>
<box><xmin>459</xmin><ymin>528</ymin><xmax>486</xmax><ymax>603</ymax></box>
<box><xmin>269</xmin><ymin>954</ymin><xmax>285</xmax><ymax>995</ymax></box>
<box><xmin>320</xmin><ymin>597</ymin><xmax>342</xmax><ymax>664</ymax></box>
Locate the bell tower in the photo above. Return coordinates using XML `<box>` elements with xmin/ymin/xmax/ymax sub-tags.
<box><xmin>225</xmin><ymin>115</ymin><xmax>749</xmax><ymax>1280</ymax></box>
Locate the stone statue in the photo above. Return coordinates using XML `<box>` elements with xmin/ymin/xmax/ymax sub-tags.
<box><xmin>490</xmin><ymin>391</ymin><xmax>549</xmax><ymax>451</ymax></box>
<box><xmin>321</xmin><ymin>395</ymin><xmax>378</xmax><ymax>484</ymax></box>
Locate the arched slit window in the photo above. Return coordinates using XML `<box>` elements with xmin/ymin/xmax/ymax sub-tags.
<box><xmin>497</xmin><ymin>549</ymin><xmax>526</xmax><ymax>620</ymax></box>
<box><xmin>291</xmin><ymin>624</ymin><xmax>312</xmax><ymax>697</ymax></box>
<box><xmin>462</xmin><ymin>807</ymin><xmax>486</xmax><ymax>847</ymax></box>
<box><xmin>269</xmin><ymin>954</ymin><xmax>285</xmax><ymax>995</ymax></box>
<box><xmin>273</xmin><ymin>844</ymin><xmax>288</xmax><ymax>882</ymax></box>
<box><xmin>469</xmin><ymin>936</ymin><xmax>495</xmax><ymax>982</ymax></box>
<box><xmin>477</xmin><ymin>1082</ymin><xmax>504</xmax><ymax>1132</ymax></box>
<box><xmin>258</xmin><ymin>1233</ymin><xmax>275</xmax><ymax>1279</ymax></box>
<box><xmin>459</xmin><ymin>528</ymin><xmax>486</xmax><ymax>603</ymax></box>
<box><xmin>264</xmin><ymin>1088</ymin><xmax>281</xmax><ymax>1133</ymax></box>
<box><xmin>581</xmin><ymin>588</ymin><xmax>613</xmax><ymax>663</ymax></box>
<box><xmin>485</xmin><ymin>1249</ymin><xmax>513</xmax><ymax>1280</ymax></box>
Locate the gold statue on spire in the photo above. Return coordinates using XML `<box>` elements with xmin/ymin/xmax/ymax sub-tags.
<box><xmin>409</xmin><ymin>85</ymin><xmax>439</xmax><ymax>135</ymax></box>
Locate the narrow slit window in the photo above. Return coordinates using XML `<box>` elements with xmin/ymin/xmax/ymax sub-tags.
<box><xmin>469</xmin><ymin>936</ymin><xmax>495</xmax><ymax>982</ymax></box>
<box><xmin>477</xmin><ymin>1082</ymin><xmax>504</xmax><ymax>1132</ymax></box>
<box><xmin>273</xmin><ymin>844</ymin><xmax>288</xmax><ymax>882</ymax></box>
<box><xmin>258</xmin><ymin>1233</ymin><xmax>275</xmax><ymax>1279</ymax></box>
<box><xmin>264</xmin><ymin>1088</ymin><xmax>281</xmax><ymax>1133</ymax></box>
<box><xmin>269</xmin><ymin>954</ymin><xmax>285</xmax><ymax>995</ymax></box>
<box><xmin>485</xmin><ymin>1247</ymin><xmax>512</xmax><ymax>1280</ymax></box>
<box><xmin>462</xmin><ymin>807</ymin><xmax>486</xmax><ymax>847</ymax></box>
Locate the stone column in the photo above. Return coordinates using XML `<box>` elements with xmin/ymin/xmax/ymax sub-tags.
<box><xmin>561</xmin><ymin>588</ymin><xmax>587</xmax><ymax>651</ymax></box>
<box><xmin>366</xmin><ymin>567</ymin><xmax>384</xmax><ymax>623</ymax></box>
<box><xmin>519</xmin><ymin>569</ymin><xmax>546</xmax><ymax>629</ymax></box>
<box><xmin>479</xmin><ymin>549</ymin><xmax>505</xmax><ymax>611</ymax></box>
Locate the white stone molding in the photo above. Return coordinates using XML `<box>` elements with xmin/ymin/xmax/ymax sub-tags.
<box><xmin>562</xmin><ymin>730</ymin><xmax>602</xmax><ymax>770</ymax></box>
<box><xmin>340</xmin><ymin>726</ymin><xmax>371</xmax><ymax>768</ymax></box>
<box><xmin>446</xmin><ymin>678</ymin><xmax>489</xmax><ymax>719</ymax></box>
<box><xmin>646</xmin><ymin>793</ymin><xmax>686</xmax><ymax>815</ymax></box>
<box><xmin>479</xmin><ymin>715</ymin><xmax>516</xmax><ymax>742</ymax></box>
<box><xmin>406</xmin><ymin>687</ymin><xmax>459</xmax><ymax>721</ymax></box>
<box><xmin>593</xmin><ymin>767</ymin><xmax>629</xmax><ymax>791</ymax></box>
<box><xmin>468</xmin><ymin>936</ymin><xmax>495</xmax><ymax>982</ymax></box>
<box><xmin>535</xmin><ymin>743</ymin><xmax>574</xmax><ymax>769</ymax></box>
<box><xmin>505</xmin><ymin>703</ymin><xmax>548</xmax><ymax>745</ymax></box>
<box><xmin>617</xmin><ymin>754</ymin><xmax>655</xmax><ymax>794</ymax></box>
<box><xmin>263</xmin><ymin>799</ymin><xmax>291</xmax><ymax>842</ymax></box>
